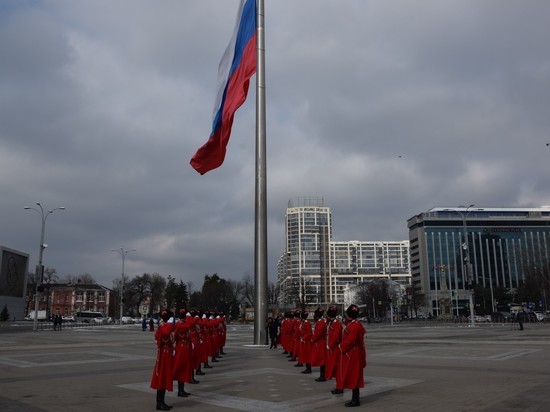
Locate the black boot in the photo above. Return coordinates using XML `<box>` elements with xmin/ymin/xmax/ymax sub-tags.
<box><xmin>204</xmin><ymin>362</ymin><xmax>212</xmax><ymax>369</ymax></box>
<box><xmin>301</xmin><ymin>363</ymin><xmax>312</xmax><ymax>374</ymax></box>
<box><xmin>316</xmin><ymin>366</ymin><xmax>326</xmax><ymax>381</ymax></box>
<box><xmin>220</xmin><ymin>348</ymin><xmax>226</xmax><ymax>355</ymax></box>
<box><xmin>177</xmin><ymin>382</ymin><xmax>189</xmax><ymax>397</ymax></box>
<box><xmin>331</xmin><ymin>388</ymin><xmax>344</xmax><ymax>394</ymax></box>
<box><xmin>156</xmin><ymin>390</ymin><xmax>172</xmax><ymax>410</ymax></box>
<box><xmin>345</xmin><ymin>388</ymin><xmax>360</xmax><ymax>407</ymax></box>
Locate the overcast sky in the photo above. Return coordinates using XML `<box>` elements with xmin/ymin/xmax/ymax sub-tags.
<box><xmin>2</xmin><ymin>0</ymin><xmax>550</xmax><ymax>291</ymax></box>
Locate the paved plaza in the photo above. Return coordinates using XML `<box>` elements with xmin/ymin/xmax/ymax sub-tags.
<box><xmin>1</xmin><ymin>321</ymin><xmax>549</xmax><ymax>411</ymax></box>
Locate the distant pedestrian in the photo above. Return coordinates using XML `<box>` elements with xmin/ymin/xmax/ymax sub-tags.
<box><xmin>53</xmin><ymin>315</ymin><xmax>58</xmax><ymax>331</ymax></box>
<box><xmin>149</xmin><ymin>317</ymin><xmax>155</xmax><ymax>332</ymax></box>
<box><xmin>516</xmin><ymin>312</ymin><xmax>524</xmax><ymax>331</ymax></box>
<box><xmin>142</xmin><ymin>317</ymin><xmax>147</xmax><ymax>332</ymax></box>
<box><xmin>57</xmin><ymin>315</ymin><xmax>63</xmax><ymax>330</ymax></box>
<box><xmin>338</xmin><ymin>304</ymin><xmax>367</xmax><ymax>407</ymax></box>
<box><xmin>267</xmin><ymin>317</ymin><xmax>279</xmax><ymax>349</ymax></box>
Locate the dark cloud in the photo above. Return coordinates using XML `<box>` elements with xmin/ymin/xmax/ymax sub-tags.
<box><xmin>1</xmin><ymin>1</ymin><xmax>550</xmax><ymax>289</ymax></box>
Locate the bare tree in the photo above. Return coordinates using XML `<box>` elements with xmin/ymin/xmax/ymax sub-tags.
<box><xmin>267</xmin><ymin>281</ymin><xmax>280</xmax><ymax>304</ymax></box>
<box><xmin>126</xmin><ymin>273</ymin><xmax>152</xmax><ymax>316</ymax></box>
<box><xmin>65</xmin><ymin>273</ymin><xmax>97</xmax><ymax>285</ymax></box>
<box><xmin>355</xmin><ymin>283</ymin><xmax>370</xmax><ymax>307</ymax></box>
<box><xmin>148</xmin><ymin>273</ymin><xmax>167</xmax><ymax>314</ymax></box>
<box><xmin>241</xmin><ymin>272</ymin><xmax>255</xmax><ymax>307</ymax></box>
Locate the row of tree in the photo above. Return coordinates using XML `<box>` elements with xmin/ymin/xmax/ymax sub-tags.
<box><xmin>26</xmin><ymin>269</ymin><xmax>279</xmax><ymax>321</ymax></box>
<box><xmin>118</xmin><ymin>272</ymin><xmax>280</xmax><ymax>319</ymax></box>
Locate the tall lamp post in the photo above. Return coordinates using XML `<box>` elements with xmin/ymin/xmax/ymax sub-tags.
<box><xmin>111</xmin><ymin>248</ymin><xmax>136</xmax><ymax>325</ymax></box>
<box><xmin>386</xmin><ymin>257</ymin><xmax>394</xmax><ymax>326</ymax></box>
<box><xmin>444</xmin><ymin>205</ymin><xmax>483</xmax><ymax>327</ymax></box>
<box><xmin>24</xmin><ymin>202</ymin><xmax>65</xmax><ymax>331</ymax></box>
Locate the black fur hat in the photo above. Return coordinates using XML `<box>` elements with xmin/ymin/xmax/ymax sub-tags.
<box><xmin>160</xmin><ymin>309</ymin><xmax>174</xmax><ymax>322</ymax></box>
<box><xmin>345</xmin><ymin>304</ymin><xmax>359</xmax><ymax>319</ymax></box>
<box><xmin>326</xmin><ymin>305</ymin><xmax>338</xmax><ymax>318</ymax></box>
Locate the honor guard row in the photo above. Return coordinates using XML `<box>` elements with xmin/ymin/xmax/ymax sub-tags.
<box><xmin>279</xmin><ymin>304</ymin><xmax>367</xmax><ymax>408</ymax></box>
<box><xmin>149</xmin><ymin>309</ymin><xmax>227</xmax><ymax>411</ymax></box>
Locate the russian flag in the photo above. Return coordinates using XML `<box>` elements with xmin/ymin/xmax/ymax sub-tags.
<box><xmin>190</xmin><ymin>0</ymin><xmax>257</xmax><ymax>175</ymax></box>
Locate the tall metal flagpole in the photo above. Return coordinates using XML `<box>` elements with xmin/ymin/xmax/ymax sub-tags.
<box><xmin>254</xmin><ymin>0</ymin><xmax>268</xmax><ymax>345</ymax></box>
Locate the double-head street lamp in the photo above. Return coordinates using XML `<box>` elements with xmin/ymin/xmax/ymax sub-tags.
<box><xmin>444</xmin><ymin>205</ymin><xmax>483</xmax><ymax>327</ymax></box>
<box><xmin>111</xmin><ymin>248</ymin><xmax>136</xmax><ymax>325</ymax></box>
<box><xmin>24</xmin><ymin>202</ymin><xmax>65</xmax><ymax>331</ymax></box>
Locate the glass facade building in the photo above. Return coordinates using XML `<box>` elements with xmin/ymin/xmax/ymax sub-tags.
<box><xmin>407</xmin><ymin>206</ymin><xmax>550</xmax><ymax>315</ymax></box>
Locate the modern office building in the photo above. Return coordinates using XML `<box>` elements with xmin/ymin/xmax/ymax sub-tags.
<box><xmin>278</xmin><ymin>197</ymin><xmax>410</xmax><ymax>305</ymax></box>
<box><xmin>407</xmin><ymin>206</ymin><xmax>550</xmax><ymax>316</ymax></box>
<box><xmin>0</xmin><ymin>246</ymin><xmax>29</xmax><ymax>320</ymax></box>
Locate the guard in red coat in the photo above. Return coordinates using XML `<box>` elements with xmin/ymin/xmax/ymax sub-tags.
<box><xmin>298</xmin><ymin>311</ymin><xmax>313</xmax><ymax>374</ymax></box>
<box><xmin>338</xmin><ymin>304</ymin><xmax>367</xmax><ymax>407</ymax></box>
<box><xmin>310</xmin><ymin>308</ymin><xmax>327</xmax><ymax>381</ymax></box>
<box><xmin>289</xmin><ymin>310</ymin><xmax>302</xmax><ymax>363</ymax></box>
<box><xmin>325</xmin><ymin>305</ymin><xmax>343</xmax><ymax>395</ymax></box>
<box><xmin>284</xmin><ymin>312</ymin><xmax>296</xmax><ymax>358</ymax></box>
<box><xmin>173</xmin><ymin>309</ymin><xmax>192</xmax><ymax>398</ymax></box>
<box><xmin>150</xmin><ymin>309</ymin><xmax>175</xmax><ymax>411</ymax></box>
<box><xmin>189</xmin><ymin>311</ymin><xmax>203</xmax><ymax>381</ymax></box>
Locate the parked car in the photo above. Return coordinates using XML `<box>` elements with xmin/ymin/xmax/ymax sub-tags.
<box><xmin>92</xmin><ymin>317</ymin><xmax>106</xmax><ymax>324</ymax></box>
<box><xmin>534</xmin><ymin>312</ymin><xmax>545</xmax><ymax>321</ymax></box>
<box><xmin>491</xmin><ymin>311</ymin><xmax>512</xmax><ymax>322</ymax></box>
<box><xmin>516</xmin><ymin>311</ymin><xmax>538</xmax><ymax>322</ymax></box>
<box><xmin>62</xmin><ymin>316</ymin><xmax>75</xmax><ymax>322</ymax></box>
<box><xmin>121</xmin><ymin>316</ymin><xmax>135</xmax><ymax>324</ymax></box>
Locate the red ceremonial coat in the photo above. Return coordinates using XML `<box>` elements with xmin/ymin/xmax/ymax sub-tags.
<box><xmin>150</xmin><ymin>322</ymin><xmax>175</xmax><ymax>391</ymax></box>
<box><xmin>324</xmin><ymin>318</ymin><xmax>342</xmax><ymax>381</ymax></box>
<box><xmin>281</xmin><ymin>318</ymin><xmax>294</xmax><ymax>352</ymax></box>
<box><xmin>198</xmin><ymin>317</ymin><xmax>210</xmax><ymax>362</ymax></box>
<box><xmin>339</xmin><ymin>319</ymin><xmax>366</xmax><ymax>389</ymax></box>
<box><xmin>189</xmin><ymin>317</ymin><xmax>201</xmax><ymax>369</ymax></box>
<box><xmin>173</xmin><ymin>320</ymin><xmax>193</xmax><ymax>383</ymax></box>
<box><xmin>298</xmin><ymin>319</ymin><xmax>312</xmax><ymax>364</ymax></box>
<box><xmin>292</xmin><ymin>318</ymin><xmax>301</xmax><ymax>356</ymax></box>
<box><xmin>310</xmin><ymin>318</ymin><xmax>327</xmax><ymax>367</ymax></box>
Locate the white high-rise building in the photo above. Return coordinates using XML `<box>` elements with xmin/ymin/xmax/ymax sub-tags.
<box><xmin>277</xmin><ymin>197</ymin><xmax>410</xmax><ymax>305</ymax></box>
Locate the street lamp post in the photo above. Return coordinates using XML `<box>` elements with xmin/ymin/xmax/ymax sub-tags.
<box><xmin>444</xmin><ymin>205</ymin><xmax>483</xmax><ymax>327</ymax></box>
<box><xmin>111</xmin><ymin>248</ymin><xmax>136</xmax><ymax>325</ymax></box>
<box><xmin>24</xmin><ymin>202</ymin><xmax>65</xmax><ymax>331</ymax></box>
